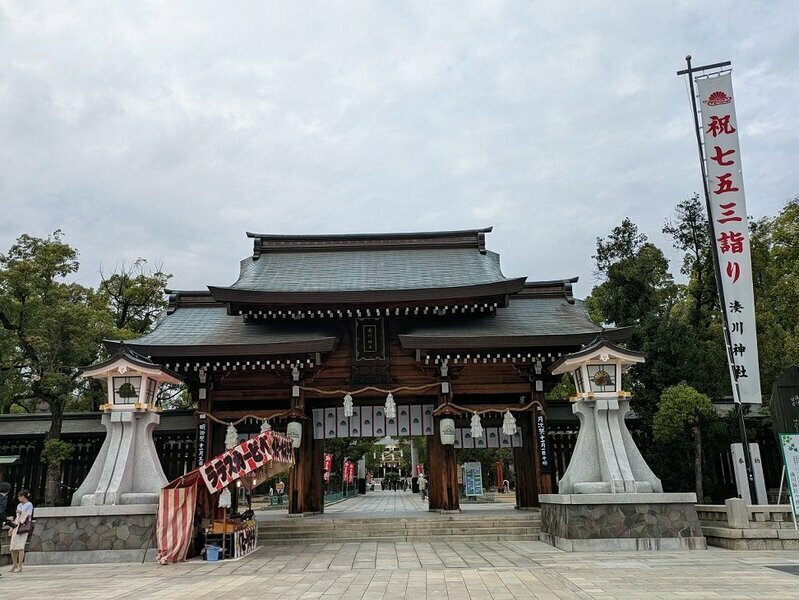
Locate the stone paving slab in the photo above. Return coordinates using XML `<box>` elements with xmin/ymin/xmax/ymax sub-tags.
<box><xmin>257</xmin><ymin>489</ymin><xmax>521</xmax><ymax>522</ymax></box>
<box><xmin>2</xmin><ymin>541</ymin><xmax>799</xmax><ymax>599</ymax></box>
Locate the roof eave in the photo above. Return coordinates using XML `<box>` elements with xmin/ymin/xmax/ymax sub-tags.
<box><xmin>105</xmin><ymin>338</ymin><xmax>340</xmax><ymax>358</ymax></box>
<box><xmin>208</xmin><ymin>278</ymin><xmax>526</xmax><ymax>307</ymax></box>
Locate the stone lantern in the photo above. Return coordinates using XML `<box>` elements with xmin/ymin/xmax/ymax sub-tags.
<box><xmin>550</xmin><ymin>338</ymin><xmax>661</xmax><ymax>494</ymax></box>
<box><xmin>539</xmin><ymin>337</ymin><xmax>705</xmax><ymax>552</ymax></box>
<box><xmin>71</xmin><ymin>346</ymin><xmax>181</xmax><ymax>506</ymax></box>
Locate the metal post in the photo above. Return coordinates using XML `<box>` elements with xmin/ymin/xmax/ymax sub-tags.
<box><xmin>679</xmin><ymin>55</ymin><xmax>758</xmax><ymax>504</ymax></box>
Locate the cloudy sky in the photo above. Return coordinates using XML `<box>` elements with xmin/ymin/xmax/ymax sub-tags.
<box><xmin>1</xmin><ymin>1</ymin><xmax>797</xmax><ymax>297</ymax></box>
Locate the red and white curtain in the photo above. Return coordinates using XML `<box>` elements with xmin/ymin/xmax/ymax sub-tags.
<box><xmin>155</xmin><ymin>476</ymin><xmax>198</xmax><ymax>565</ymax></box>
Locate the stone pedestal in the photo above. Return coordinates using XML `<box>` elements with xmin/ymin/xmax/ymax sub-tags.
<box><xmin>560</xmin><ymin>397</ymin><xmax>662</xmax><ymax>494</ymax></box>
<box><xmin>72</xmin><ymin>410</ymin><xmax>167</xmax><ymax>506</ymax></box>
<box><xmin>540</xmin><ymin>493</ymin><xmax>706</xmax><ymax>551</ymax></box>
<box><xmin>25</xmin><ymin>505</ymin><xmax>158</xmax><ymax>564</ymax></box>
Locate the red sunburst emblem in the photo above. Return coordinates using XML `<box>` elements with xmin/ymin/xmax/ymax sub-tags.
<box><xmin>706</xmin><ymin>91</ymin><xmax>732</xmax><ymax>106</ymax></box>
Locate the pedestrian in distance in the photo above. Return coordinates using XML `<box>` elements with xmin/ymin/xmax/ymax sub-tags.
<box><xmin>0</xmin><ymin>482</ymin><xmax>10</xmax><ymax>520</ymax></box>
<box><xmin>7</xmin><ymin>489</ymin><xmax>33</xmax><ymax>573</ymax></box>
<box><xmin>0</xmin><ymin>481</ymin><xmax>10</xmax><ymax>576</ymax></box>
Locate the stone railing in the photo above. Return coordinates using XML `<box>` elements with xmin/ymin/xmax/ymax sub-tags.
<box><xmin>697</xmin><ymin>498</ymin><xmax>798</xmax><ymax>550</ymax></box>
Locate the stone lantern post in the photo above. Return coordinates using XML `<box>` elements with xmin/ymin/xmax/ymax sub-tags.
<box><xmin>71</xmin><ymin>347</ymin><xmax>181</xmax><ymax>506</ymax></box>
<box><xmin>538</xmin><ymin>337</ymin><xmax>705</xmax><ymax>551</ymax></box>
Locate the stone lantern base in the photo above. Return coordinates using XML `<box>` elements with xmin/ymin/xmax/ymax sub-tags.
<box><xmin>539</xmin><ymin>493</ymin><xmax>706</xmax><ymax>551</ymax></box>
<box><xmin>23</xmin><ymin>504</ymin><xmax>158</xmax><ymax>564</ymax></box>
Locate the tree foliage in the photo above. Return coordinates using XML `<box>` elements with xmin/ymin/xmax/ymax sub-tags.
<box><xmin>587</xmin><ymin>195</ymin><xmax>799</xmax><ymax>498</ymax></box>
<box><xmin>98</xmin><ymin>258</ymin><xmax>170</xmax><ymax>336</ymax></box>
<box><xmin>653</xmin><ymin>383</ymin><xmax>715</xmax><ymax>442</ymax></box>
<box><xmin>0</xmin><ymin>231</ymin><xmax>172</xmax><ymax>504</ymax></box>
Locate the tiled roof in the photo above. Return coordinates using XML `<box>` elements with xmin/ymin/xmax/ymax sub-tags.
<box><xmin>229</xmin><ymin>249</ymin><xmax>511</xmax><ymax>293</ymax></box>
<box><xmin>208</xmin><ymin>229</ymin><xmax>526</xmax><ymax>304</ymax></box>
<box><xmin>398</xmin><ymin>296</ymin><xmax>628</xmax><ymax>349</ymax></box>
<box><xmin>107</xmin><ymin>296</ymin><xmax>339</xmax><ymax>357</ymax></box>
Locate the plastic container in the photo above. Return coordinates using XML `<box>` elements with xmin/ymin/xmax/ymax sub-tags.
<box><xmin>205</xmin><ymin>545</ymin><xmax>220</xmax><ymax>562</ymax></box>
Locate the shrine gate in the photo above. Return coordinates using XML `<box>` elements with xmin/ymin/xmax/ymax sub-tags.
<box><xmin>113</xmin><ymin>228</ymin><xmax>628</xmax><ymax>513</ymax></box>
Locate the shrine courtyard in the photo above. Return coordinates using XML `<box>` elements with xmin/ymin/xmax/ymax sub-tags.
<box><xmin>4</xmin><ymin>493</ymin><xmax>799</xmax><ymax>599</ymax></box>
<box><xmin>2</xmin><ymin>540</ymin><xmax>798</xmax><ymax>599</ymax></box>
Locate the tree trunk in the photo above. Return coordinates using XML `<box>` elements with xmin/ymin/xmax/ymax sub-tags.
<box><xmin>43</xmin><ymin>402</ymin><xmax>65</xmax><ymax>506</ymax></box>
<box><xmin>692</xmin><ymin>415</ymin><xmax>703</xmax><ymax>502</ymax></box>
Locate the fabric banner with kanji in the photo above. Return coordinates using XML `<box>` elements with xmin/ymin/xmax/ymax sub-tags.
<box><xmin>199</xmin><ymin>430</ymin><xmax>294</xmax><ymax>493</ymax></box>
<box><xmin>697</xmin><ymin>73</ymin><xmax>762</xmax><ymax>403</ymax></box>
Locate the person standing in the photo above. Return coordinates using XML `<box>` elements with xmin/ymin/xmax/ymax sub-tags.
<box><xmin>0</xmin><ymin>482</ymin><xmax>10</xmax><ymax>520</ymax></box>
<box><xmin>7</xmin><ymin>489</ymin><xmax>33</xmax><ymax>573</ymax></box>
<box><xmin>418</xmin><ymin>475</ymin><xmax>427</xmax><ymax>501</ymax></box>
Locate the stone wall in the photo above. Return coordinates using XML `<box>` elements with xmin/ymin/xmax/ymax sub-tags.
<box><xmin>539</xmin><ymin>493</ymin><xmax>706</xmax><ymax>551</ymax></box>
<box><xmin>25</xmin><ymin>505</ymin><xmax>157</xmax><ymax>564</ymax></box>
<box><xmin>542</xmin><ymin>501</ymin><xmax>702</xmax><ymax>540</ymax></box>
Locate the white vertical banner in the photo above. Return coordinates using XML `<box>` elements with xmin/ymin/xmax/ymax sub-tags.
<box><xmin>697</xmin><ymin>73</ymin><xmax>761</xmax><ymax>403</ymax></box>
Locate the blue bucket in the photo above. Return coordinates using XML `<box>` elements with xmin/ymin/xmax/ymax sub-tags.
<box><xmin>205</xmin><ymin>545</ymin><xmax>220</xmax><ymax>561</ymax></box>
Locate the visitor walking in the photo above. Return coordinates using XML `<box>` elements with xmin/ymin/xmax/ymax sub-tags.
<box><xmin>7</xmin><ymin>489</ymin><xmax>33</xmax><ymax>573</ymax></box>
<box><xmin>418</xmin><ymin>474</ymin><xmax>427</xmax><ymax>501</ymax></box>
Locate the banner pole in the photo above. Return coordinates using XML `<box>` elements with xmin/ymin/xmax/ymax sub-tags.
<box><xmin>679</xmin><ymin>55</ymin><xmax>758</xmax><ymax>503</ymax></box>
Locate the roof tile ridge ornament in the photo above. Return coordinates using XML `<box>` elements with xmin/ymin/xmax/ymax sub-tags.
<box><xmin>514</xmin><ymin>277</ymin><xmax>579</xmax><ymax>304</ymax></box>
<box><xmin>246</xmin><ymin>227</ymin><xmax>494</xmax><ymax>258</ymax></box>
<box><xmin>163</xmin><ymin>289</ymin><xmax>222</xmax><ymax>314</ymax></box>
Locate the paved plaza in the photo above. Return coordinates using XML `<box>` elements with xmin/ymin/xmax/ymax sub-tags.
<box><xmin>257</xmin><ymin>489</ymin><xmax>518</xmax><ymax>521</ymax></box>
<box><xmin>3</xmin><ymin>540</ymin><xmax>799</xmax><ymax>599</ymax></box>
<box><xmin>3</xmin><ymin>494</ymin><xmax>799</xmax><ymax>599</ymax></box>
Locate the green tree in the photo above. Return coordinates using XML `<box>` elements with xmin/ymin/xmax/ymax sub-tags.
<box><xmin>0</xmin><ymin>231</ymin><xmax>113</xmax><ymax>504</ymax></box>
<box><xmin>663</xmin><ymin>194</ymin><xmax>716</xmax><ymax>329</ymax></box>
<box><xmin>589</xmin><ymin>219</ymin><xmax>676</xmax><ymax>327</ymax></box>
<box><xmin>653</xmin><ymin>383</ymin><xmax>716</xmax><ymax>500</ymax></box>
<box><xmin>749</xmin><ymin>197</ymin><xmax>799</xmax><ymax>392</ymax></box>
<box><xmin>98</xmin><ymin>258</ymin><xmax>171</xmax><ymax>336</ymax></box>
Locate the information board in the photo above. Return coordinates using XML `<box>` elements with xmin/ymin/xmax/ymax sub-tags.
<box><xmin>779</xmin><ymin>433</ymin><xmax>799</xmax><ymax>516</ymax></box>
<box><xmin>463</xmin><ymin>462</ymin><xmax>484</xmax><ymax>497</ymax></box>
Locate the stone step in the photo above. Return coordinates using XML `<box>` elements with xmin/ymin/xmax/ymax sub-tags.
<box><xmin>257</xmin><ymin>516</ymin><xmax>541</xmax><ymax>527</ymax></box>
<box><xmin>257</xmin><ymin>533</ymin><xmax>542</xmax><ymax>544</ymax></box>
<box><xmin>259</xmin><ymin>526</ymin><xmax>541</xmax><ymax>539</ymax></box>
<box><xmin>258</xmin><ymin>521</ymin><xmax>540</xmax><ymax>532</ymax></box>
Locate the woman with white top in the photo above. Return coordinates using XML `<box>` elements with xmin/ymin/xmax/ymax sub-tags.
<box><xmin>8</xmin><ymin>489</ymin><xmax>33</xmax><ymax>573</ymax></box>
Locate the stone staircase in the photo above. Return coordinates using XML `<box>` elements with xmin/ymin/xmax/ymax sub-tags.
<box><xmin>257</xmin><ymin>512</ymin><xmax>541</xmax><ymax>544</ymax></box>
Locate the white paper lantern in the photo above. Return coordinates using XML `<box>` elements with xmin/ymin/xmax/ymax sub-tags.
<box><xmin>439</xmin><ymin>418</ymin><xmax>456</xmax><ymax>445</ymax></box>
<box><xmin>286</xmin><ymin>421</ymin><xmax>302</xmax><ymax>448</ymax></box>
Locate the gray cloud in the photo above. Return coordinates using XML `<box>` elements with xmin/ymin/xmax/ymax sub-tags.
<box><xmin>1</xmin><ymin>1</ymin><xmax>797</xmax><ymax>297</ymax></box>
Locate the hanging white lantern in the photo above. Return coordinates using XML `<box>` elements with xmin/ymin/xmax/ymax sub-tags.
<box><xmin>384</xmin><ymin>392</ymin><xmax>396</xmax><ymax>419</ymax></box>
<box><xmin>286</xmin><ymin>421</ymin><xmax>303</xmax><ymax>448</ymax></box>
<box><xmin>260</xmin><ymin>419</ymin><xmax>271</xmax><ymax>433</ymax></box>
<box><xmin>225</xmin><ymin>423</ymin><xmax>238</xmax><ymax>449</ymax></box>
<box><xmin>343</xmin><ymin>393</ymin><xmax>354</xmax><ymax>417</ymax></box>
<box><xmin>502</xmin><ymin>410</ymin><xmax>517</xmax><ymax>436</ymax></box>
<box><xmin>439</xmin><ymin>417</ymin><xmax>456</xmax><ymax>445</ymax></box>
<box><xmin>470</xmin><ymin>413</ymin><xmax>484</xmax><ymax>439</ymax></box>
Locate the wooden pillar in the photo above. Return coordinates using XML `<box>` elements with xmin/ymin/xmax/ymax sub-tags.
<box><xmin>289</xmin><ymin>417</ymin><xmax>315</xmax><ymax>514</ymax></box>
<box><xmin>307</xmin><ymin>436</ymin><xmax>324</xmax><ymax>513</ymax></box>
<box><xmin>513</xmin><ymin>411</ymin><xmax>540</xmax><ymax>508</ymax></box>
<box><xmin>427</xmin><ymin>417</ymin><xmax>460</xmax><ymax>511</ymax></box>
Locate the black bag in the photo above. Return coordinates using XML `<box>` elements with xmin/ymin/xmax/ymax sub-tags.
<box><xmin>15</xmin><ymin>509</ymin><xmax>33</xmax><ymax>535</ymax></box>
